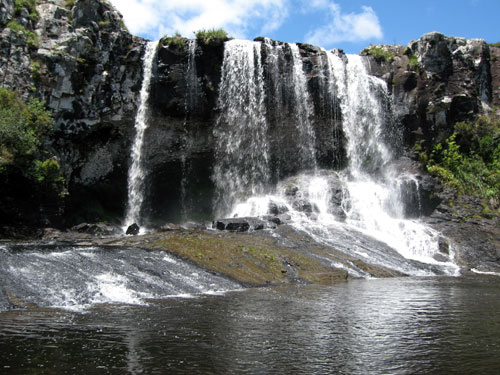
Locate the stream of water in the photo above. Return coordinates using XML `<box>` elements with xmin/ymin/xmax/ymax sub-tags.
<box><xmin>124</xmin><ymin>41</ymin><xmax>158</xmax><ymax>229</ymax></box>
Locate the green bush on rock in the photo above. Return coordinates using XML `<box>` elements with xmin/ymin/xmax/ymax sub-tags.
<box><xmin>195</xmin><ymin>28</ymin><xmax>230</xmax><ymax>45</ymax></box>
<box><xmin>14</xmin><ymin>0</ymin><xmax>40</xmax><ymax>22</ymax></box>
<box><xmin>426</xmin><ymin>112</ymin><xmax>500</xmax><ymax>209</ymax></box>
<box><xmin>365</xmin><ymin>45</ymin><xmax>395</xmax><ymax>63</ymax></box>
<box><xmin>7</xmin><ymin>20</ymin><xmax>39</xmax><ymax>48</ymax></box>
<box><xmin>0</xmin><ymin>88</ymin><xmax>63</xmax><ymax>188</ymax></box>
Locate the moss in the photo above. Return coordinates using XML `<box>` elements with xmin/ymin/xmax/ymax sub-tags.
<box><xmin>146</xmin><ymin>230</ymin><xmax>344</xmax><ymax>286</ymax></box>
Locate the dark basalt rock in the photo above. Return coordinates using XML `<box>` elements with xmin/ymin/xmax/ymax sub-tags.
<box><xmin>213</xmin><ymin>217</ymin><xmax>279</xmax><ymax>232</ymax></box>
<box><xmin>126</xmin><ymin>223</ymin><xmax>140</xmax><ymax>236</ymax></box>
<box><xmin>72</xmin><ymin>222</ymin><xmax>121</xmax><ymax>236</ymax></box>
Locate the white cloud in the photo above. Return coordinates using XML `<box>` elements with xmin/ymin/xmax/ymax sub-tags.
<box><xmin>304</xmin><ymin>2</ymin><xmax>383</xmax><ymax>47</ymax></box>
<box><xmin>108</xmin><ymin>0</ymin><xmax>289</xmax><ymax>40</ymax></box>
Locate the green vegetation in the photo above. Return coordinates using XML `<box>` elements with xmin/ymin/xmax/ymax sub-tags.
<box><xmin>161</xmin><ymin>32</ymin><xmax>186</xmax><ymax>48</ymax></box>
<box><xmin>119</xmin><ymin>20</ymin><xmax>128</xmax><ymax>32</ymax></box>
<box><xmin>0</xmin><ymin>88</ymin><xmax>63</xmax><ymax>189</ymax></box>
<box><xmin>7</xmin><ymin>19</ymin><xmax>39</xmax><ymax>48</ymax></box>
<box><xmin>195</xmin><ymin>28</ymin><xmax>230</xmax><ymax>45</ymax></box>
<box><xmin>98</xmin><ymin>20</ymin><xmax>111</xmax><ymax>29</ymax></box>
<box><xmin>30</xmin><ymin>60</ymin><xmax>42</xmax><ymax>82</ymax></box>
<box><xmin>365</xmin><ymin>45</ymin><xmax>395</xmax><ymax>63</ymax></box>
<box><xmin>489</xmin><ymin>42</ymin><xmax>500</xmax><ymax>48</ymax></box>
<box><xmin>425</xmin><ymin>112</ymin><xmax>500</xmax><ymax>209</ymax></box>
<box><xmin>408</xmin><ymin>54</ymin><xmax>419</xmax><ymax>70</ymax></box>
<box><xmin>14</xmin><ymin>0</ymin><xmax>40</xmax><ymax>22</ymax></box>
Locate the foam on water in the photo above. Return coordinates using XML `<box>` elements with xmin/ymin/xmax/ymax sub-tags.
<box><xmin>0</xmin><ymin>246</ymin><xmax>240</xmax><ymax>312</ymax></box>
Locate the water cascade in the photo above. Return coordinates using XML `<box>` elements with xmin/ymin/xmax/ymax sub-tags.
<box><xmin>180</xmin><ymin>39</ymin><xmax>201</xmax><ymax>220</ymax></box>
<box><xmin>212</xmin><ymin>40</ymin><xmax>269</xmax><ymax>217</ymax></box>
<box><xmin>0</xmin><ymin>244</ymin><xmax>239</xmax><ymax>312</ymax></box>
<box><xmin>333</xmin><ymin>53</ymin><xmax>447</xmax><ymax>264</ymax></box>
<box><xmin>225</xmin><ymin>44</ymin><xmax>458</xmax><ymax>276</ymax></box>
<box><xmin>289</xmin><ymin>43</ymin><xmax>317</xmax><ymax>170</ymax></box>
<box><xmin>124</xmin><ymin>41</ymin><xmax>158</xmax><ymax>229</ymax></box>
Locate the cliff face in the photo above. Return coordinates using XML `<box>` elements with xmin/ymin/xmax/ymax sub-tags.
<box><xmin>0</xmin><ymin>0</ymin><xmax>498</xmax><ymax>246</ymax></box>
<box><xmin>363</xmin><ymin>32</ymin><xmax>492</xmax><ymax>149</ymax></box>
<box><xmin>0</xmin><ymin>0</ymin><xmax>146</xmax><ymax>224</ymax></box>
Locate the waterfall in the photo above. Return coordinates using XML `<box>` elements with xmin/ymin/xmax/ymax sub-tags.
<box><xmin>124</xmin><ymin>41</ymin><xmax>158</xmax><ymax>229</ymax></box>
<box><xmin>325</xmin><ymin>52</ymin><xmax>456</xmax><ymax>267</ymax></box>
<box><xmin>185</xmin><ymin>39</ymin><xmax>200</xmax><ymax>114</ymax></box>
<box><xmin>212</xmin><ymin>40</ymin><xmax>269</xmax><ymax>217</ymax></box>
<box><xmin>226</xmin><ymin>43</ymin><xmax>457</xmax><ymax>275</ymax></box>
<box><xmin>181</xmin><ymin>40</ymin><xmax>200</xmax><ymax>221</ymax></box>
<box><xmin>289</xmin><ymin>43</ymin><xmax>317</xmax><ymax>170</ymax></box>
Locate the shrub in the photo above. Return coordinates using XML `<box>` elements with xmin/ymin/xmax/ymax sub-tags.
<box><xmin>14</xmin><ymin>0</ymin><xmax>40</xmax><ymax>22</ymax></box>
<box><xmin>161</xmin><ymin>32</ymin><xmax>186</xmax><ymax>48</ymax></box>
<box><xmin>365</xmin><ymin>46</ymin><xmax>395</xmax><ymax>63</ymax></box>
<box><xmin>408</xmin><ymin>54</ymin><xmax>419</xmax><ymax>70</ymax></box>
<box><xmin>31</xmin><ymin>60</ymin><xmax>42</xmax><ymax>82</ymax></box>
<box><xmin>195</xmin><ymin>28</ymin><xmax>229</xmax><ymax>45</ymax></box>
<box><xmin>7</xmin><ymin>19</ymin><xmax>39</xmax><ymax>48</ymax></box>
<box><xmin>425</xmin><ymin>112</ymin><xmax>500</xmax><ymax>208</ymax></box>
<box><xmin>0</xmin><ymin>88</ymin><xmax>62</xmax><ymax>188</ymax></box>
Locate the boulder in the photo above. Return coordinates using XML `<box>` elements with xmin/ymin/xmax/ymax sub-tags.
<box><xmin>126</xmin><ymin>223</ymin><xmax>140</xmax><ymax>236</ymax></box>
<box><xmin>213</xmin><ymin>217</ymin><xmax>279</xmax><ymax>232</ymax></box>
<box><xmin>72</xmin><ymin>223</ymin><xmax>121</xmax><ymax>236</ymax></box>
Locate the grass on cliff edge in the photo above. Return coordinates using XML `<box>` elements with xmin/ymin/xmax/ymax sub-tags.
<box><xmin>423</xmin><ymin>111</ymin><xmax>500</xmax><ymax>211</ymax></box>
<box><xmin>195</xmin><ymin>28</ymin><xmax>230</xmax><ymax>45</ymax></box>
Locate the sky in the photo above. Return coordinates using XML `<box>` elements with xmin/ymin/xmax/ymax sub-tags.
<box><xmin>108</xmin><ymin>0</ymin><xmax>500</xmax><ymax>54</ymax></box>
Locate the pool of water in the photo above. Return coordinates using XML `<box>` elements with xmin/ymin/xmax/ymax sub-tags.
<box><xmin>1</xmin><ymin>276</ymin><xmax>500</xmax><ymax>374</ymax></box>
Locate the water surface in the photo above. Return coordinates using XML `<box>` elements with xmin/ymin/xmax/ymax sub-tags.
<box><xmin>1</xmin><ymin>276</ymin><xmax>499</xmax><ymax>374</ymax></box>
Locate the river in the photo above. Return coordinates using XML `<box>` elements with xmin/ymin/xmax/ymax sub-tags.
<box><xmin>1</xmin><ymin>275</ymin><xmax>499</xmax><ymax>374</ymax></box>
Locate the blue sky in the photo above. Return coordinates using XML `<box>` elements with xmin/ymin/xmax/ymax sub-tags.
<box><xmin>109</xmin><ymin>0</ymin><xmax>500</xmax><ymax>53</ymax></box>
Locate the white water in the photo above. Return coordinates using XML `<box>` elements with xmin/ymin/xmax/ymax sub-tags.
<box><xmin>289</xmin><ymin>43</ymin><xmax>317</xmax><ymax>170</ymax></box>
<box><xmin>333</xmin><ymin>54</ymin><xmax>453</xmax><ymax>266</ymax></box>
<box><xmin>124</xmin><ymin>41</ymin><xmax>158</xmax><ymax>229</ymax></box>
<box><xmin>226</xmin><ymin>46</ymin><xmax>458</xmax><ymax>276</ymax></box>
<box><xmin>181</xmin><ymin>39</ymin><xmax>200</xmax><ymax>221</ymax></box>
<box><xmin>213</xmin><ymin>40</ymin><xmax>270</xmax><ymax>217</ymax></box>
<box><xmin>0</xmin><ymin>246</ymin><xmax>240</xmax><ymax>312</ymax></box>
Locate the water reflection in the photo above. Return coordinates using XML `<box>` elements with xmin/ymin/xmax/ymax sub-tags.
<box><xmin>1</xmin><ymin>277</ymin><xmax>500</xmax><ymax>374</ymax></box>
